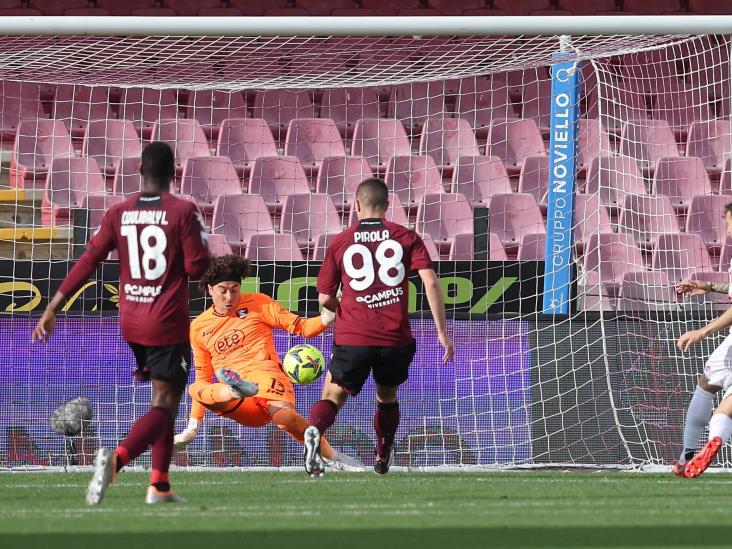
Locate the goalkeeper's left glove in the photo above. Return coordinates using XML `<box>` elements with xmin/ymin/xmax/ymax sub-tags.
<box><xmin>174</xmin><ymin>418</ymin><xmax>200</xmax><ymax>448</ymax></box>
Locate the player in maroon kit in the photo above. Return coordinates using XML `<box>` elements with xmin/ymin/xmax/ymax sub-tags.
<box><xmin>304</xmin><ymin>178</ymin><xmax>454</xmax><ymax>476</ymax></box>
<box><xmin>32</xmin><ymin>142</ymin><xmax>210</xmax><ymax>504</ymax></box>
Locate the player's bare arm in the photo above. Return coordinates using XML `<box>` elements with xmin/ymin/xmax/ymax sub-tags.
<box><xmin>676</xmin><ymin>279</ymin><xmax>729</xmax><ymax>296</ymax></box>
<box><xmin>418</xmin><ymin>268</ymin><xmax>454</xmax><ymax>363</ymax></box>
<box><xmin>677</xmin><ymin>305</ymin><xmax>732</xmax><ymax>351</ymax></box>
<box><xmin>32</xmin><ymin>291</ymin><xmax>66</xmax><ymax>342</ymax></box>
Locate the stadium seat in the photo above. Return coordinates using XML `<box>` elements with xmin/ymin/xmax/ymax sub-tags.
<box><xmin>284</xmin><ymin>118</ymin><xmax>346</xmax><ymax>176</ymax></box>
<box><xmin>53</xmin><ymin>85</ymin><xmax>112</xmax><ymax>138</ymax></box>
<box><xmin>10</xmin><ymin>119</ymin><xmax>74</xmax><ymax>189</ymax></box>
<box><xmin>619</xmin><ymin>119</ymin><xmax>680</xmax><ymax>169</ymax></box>
<box><xmin>455</xmin><ymin>79</ymin><xmax>517</xmax><ymax>136</ymax></box>
<box><xmin>280</xmin><ymin>193</ymin><xmax>342</xmax><ymax>248</ymax></box>
<box><xmin>415</xmin><ymin>192</ymin><xmax>473</xmax><ymax>253</ymax></box>
<box><xmin>248</xmin><ymin>156</ymin><xmax>310</xmax><ymax>212</ymax></box>
<box><xmin>197</xmin><ymin>7</ymin><xmax>243</xmax><ymax>15</ymax></box>
<box><xmin>217</xmin><ymin>118</ymin><xmax>277</xmax><ymax>177</ymax></box>
<box><xmin>450</xmin><ymin>156</ymin><xmax>513</xmax><ymax>205</ymax></box>
<box><xmin>651</xmin><ymin>85</ymin><xmax>713</xmax><ymax>134</ymax></box>
<box><xmin>652</xmin><ymin>233</ymin><xmax>714</xmax><ymax>283</ymax></box>
<box><xmin>574</xmin><ymin>193</ymin><xmax>613</xmax><ymax>253</ymax></box>
<box><xmin>720</xmin><ymin>158</ymin><xmax>732</xmax><ymax>194</ymax></box>
<box><xmin>687</xmin><ymin>0</ymin><xmax>732</xmax><ymax>14</ymax></box>
<box><xmin>151</xmin><ymin>119</ymin><xmax>211</xmax><ymax>173</ymax></box>
<box><xmin>622</xmin><ymin>0</ymin><xmax>682</xmax><ymax>13</ymax></box>
<box><xmin>94</xmin><ymin>0</ymin><xmax>155</xmax><ymax>14</ymax></box>
<box><xmin>491</xmin><ymin>0</ymin><xmax>551</xmax><ymax>15</ymax></box>
<box><xmin>82</xmin><ymin>119</ymin><xmax>142</xmax><ymax>176</ymax></box>
<box><xmin>577</xmin><ymin>119</ymin><xmax>612</xmax><ymax>171</ymax></box>
<box><xmin>503</xmin><ymin>67</ymin><xmax>550</xmax><ymax>101</ymax></box>
<box><xmin>521</xmin><ymin>79</ymin><xmax>552</xmax><ymax>131</ymax></box>
<box><xmin>252</xmin><ymin>90</ymin><xmax>315</xmax><ymax>140</ymax></box>
<box><xmin>347</xmin><ymin>193</ymin><xmax>410</xmax><ymax>227</ymax></box>
<box><xmin>351</xmin><ymin>118</ymin><xmax>411</xmax><ymax>172</ymax></box>
<box><xmin>179</xmin><ymin>156</ymin><xmax>242</xmax><ymax>214</ymax></box>
<box><xmin>0</xmin><ymin>81</ymin><xmax>43</xmax><ymax>142</ymax></box>
<box><xmin>447</xmin><ymin>233</ymin><xmax>474</xmax><ymax>261</ymax></box>
<box><xmin>185</xmin><ymin>90</ymin><xmax>248</xmax><ymax>138</ymax></box>
<box><xmin>162</xmin><ymin>0</ymin><xmax>223</xmax><ymax>15</ymax></box>
<box><xmin>227</xmin><ymin>0</ymin><xmax>290</xmax><ymax>14</ymax></box>
<box><xmin>320</xmin><ymin>87</ymin><xmax>381</xmax><ymax>139</ymax></box>
<box><xmin>424</xmin><ymin>0</ymin><xmax>483</xmax><ymax>14</ymax></box>
<box><xmin>30</xmin><ymin>0</ymin><xmax>89</xmax><ymax>15</ymax></box>
<box><xmin>690</xmin><ymin>270</ymin><xmax>732</xmax><ymax>310</ymax></box>
<box><xmin>557</xmin><ymin>0</ymin><xmax>617</xmax><ymax>13</ymax></box>
<box><xmin>211</xmin><ymin>193</ymin><xmax>274</xmax><ymax>252</ymax></box>
<box><xmin>111</xmin><ymin>156</ymin><xmax>142</xmax><ymax>197</ymax></box>
<box><xmin>686</xmin><ymin>41</ymin><xmax>729</xmax><ymax>100</ymax></box>
<box><xmin>584</xmin><ymin>233</ymin><xmax>645</xmax><ymax>294</ymax></box>
<box><xmin>486</xmin><ymin>119</ymin><xmax>546</xmax><ymax>175</ymax></box>
<box><xmin>62</xmin><ymin>7</ymin><xmax>110</xmax><ymax>15</ymax></box>
<box><xmin>0</xmin><ymin>8</ymin><xmax>43</xmax><ymax>15</ymax></box>
<box><xmin>315</xmin><ymin>155</ymin><xmax>373</xmax><ymax>211</ymax></box>
<box><xmin>618</xmin><ymin>50</ymin><xmax>682</xmax><ymax>92</ymax></box>
<box><xmin>517</xmin><ymin>232</ymin><xmax>546</xmax><ymax>261</ymax></box>
<box><xmin>311</xmin><ymin>232</ymin><xmax>340</xmax><ymax>261</ymax></box>
<box><xmin>617</xmin><ymin>271</ymin><xmax>676</xmax><ymax>312</ymax></box>
<box><xmin>329</xmin><ymin>7</ymin><xmax>377</xmax><ymax>15</ymax></box>
<box><xmin>585</xmin><ymin>84</ymin><xmax>648</xmax><ymax>131</ymax></box>
<box><xmin>384</xmin><ymin>155</ymin><xmax>444</xmax><ymax>208</ymax></box>
<box><xmin>489</xmin><ymin>232</ymin><xmax>508</xmax><ymax>261</ymax></box>
<box><xmin>129</xmin><ymin>7</ymin><xmax>177</xmax><ymax>14</ymax></box>
<box><xmin>517</xmin><ymin>155</ymin><xmax>549</xmax><ymax>207</ymax></box>
<box><xmin>418</xmin><ymin>232</ymin><xmax>441</xmax><ymax>262</ymax></box>
<box><xmin>584</xmin><ymin>155</ymin><xmax>647</xmax><ymax>210</ymax></box>
<box><xmin>79</xmin><ymin>193</ymin><xmax>124</xmax><ymax>244</ymax></box>
<box><xmin>296</xmin><ymin>0</ymin><xmax>355</xmax><ymax>15</ymax></box>
<box><xmin>578</xmin><ymin>269</ymin><xmax>614</xmax><ymax>311</ymax></box>
<box><xmin>206</xmin><ymin>233</ymin><xmax>234</xmax><ymax>257</ymax></box>
<box><xmin>360</xmin><ymin>0</ymin><xmax>418</xmax><ymax>15</ymax></box>
<box><xmin>651</xmin><ymin>156</ymin><xmax>712</xmax><ymax>212</ymax></box>
<box><xmin>419</xmin><ymin>117</ymin><xmax>480</xmax><ymax>172</ymax></box>
<box><xmin>244</xmin><ymin>233</ymin><xmax>304</xmax><ymax>261</ymax></box>
<box><xmin>489</xmin><ymin>193</ymin><xmax>546</xmax><ymax>251</ymax></box>
<box><xmin>685</xmin><ymin>119</ymin><xmax>732</xmax><ymax>172</ymax></box>
<box><xmin>620</xmin><ymin>194</ymin><xmax>680</xmax><ymax>249</ymax></box>
<box><xmin>42</xmin><ymin>156</ymin><xmax>106</xmax><ymax>226</ymax></box>
<box><xmin>685</xmin><ymin>194</ymin><xmax>732</xmax><ymax>250</ymax></box>
<box><xmin>119</xmin><ymin>88</ymin><xmax>179</xmax><ymax>139</ymax></box>
<box><xmin>387</xmin><ymin>82</ymin><xmax>446</xmax><ymax>132</ymax></box>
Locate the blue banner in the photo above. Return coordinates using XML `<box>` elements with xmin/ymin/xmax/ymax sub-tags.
<box><xmin>543</xmin><ymin>56</ymin><xmax>579</xmax><ymax>315</ymax></box>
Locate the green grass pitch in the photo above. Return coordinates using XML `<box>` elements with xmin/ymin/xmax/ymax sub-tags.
<box><xmin>1</xmin><ymin>471</ymin><xmax>731</xmax><ymax>549</ymax></box>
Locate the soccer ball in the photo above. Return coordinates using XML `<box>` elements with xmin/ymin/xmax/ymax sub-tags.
<box><xmin>282</xmin><ymin>344</ymin><xmax>325</xmax><ymax>385</ymax></box>
<box><xmin>50</xmin><ymin>397</ymin><xmax>93</xmax><ymax>436</ymax></box>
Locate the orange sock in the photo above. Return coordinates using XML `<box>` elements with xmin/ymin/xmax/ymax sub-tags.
<box><xmin>189</xmin><ymin>381</ymin><xmax>237</xmax><ymax>409</ymax></box>
<box><xmin>271</xmin><ymin>407</ymin><xmax>334</xmax><ymax>460</ymax></box>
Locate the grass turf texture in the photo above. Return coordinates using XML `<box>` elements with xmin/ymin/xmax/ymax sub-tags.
<box><xmin>1</xmin><ymin>471</ymin><xmax>730</xmax><ymax>548</ymax></box>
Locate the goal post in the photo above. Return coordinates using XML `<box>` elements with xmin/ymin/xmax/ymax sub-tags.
<box><xmin>0</xmin><ymin>17</ymin><xmax>729</xmax><ymax>471</ymax></box>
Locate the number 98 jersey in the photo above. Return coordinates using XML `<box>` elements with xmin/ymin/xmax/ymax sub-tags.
<box><xmin>317</xmin><ymin>218</ymin><xmax>433</xmax><ymax>346</ymax></box>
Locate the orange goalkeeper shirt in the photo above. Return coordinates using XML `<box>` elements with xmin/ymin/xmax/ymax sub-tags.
<box><xmin>189</xmin><ymin>293</ymin><xmax>327</xmax><ymax>421</ymax></box>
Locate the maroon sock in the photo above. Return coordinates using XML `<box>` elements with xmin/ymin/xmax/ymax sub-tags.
<box><xmin>115</xmin><ymin>407</ymin><xmax>169</xmax><ymax>467</ymax></box>
<box><xmin>150</xmin><ymin>408</ymin><xmax>174</xmax><ymax>489</ymax></box>
<box><xmin>309</xmin><ymin>399</ymin><xmax>339</xmax><ymax>435</ymax></box>
<box><xmin>374</xmin><ymin>401</ymin><xmax>400</xmax><ymax>459</ymax></box>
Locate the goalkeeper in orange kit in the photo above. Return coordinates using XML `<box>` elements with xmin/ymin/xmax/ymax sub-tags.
<box><xmin>174</xmin><ymin>254</ymin><xmax>364</xmax><ymax>472</ymax></box>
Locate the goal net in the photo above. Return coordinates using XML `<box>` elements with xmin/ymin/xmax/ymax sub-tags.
<box><xmin>0</xmin><ymin>23</ymin><xmax>727</xmax><ymax>470</ymax></box>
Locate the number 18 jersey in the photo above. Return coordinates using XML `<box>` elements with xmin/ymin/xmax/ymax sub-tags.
<box><xmin>58</xmin><ymin>192</ymin><xmax>210</xmax><ymax>346</ymax></box>
<box><xmin>317</xmin><ymin>218</ymin><xmax>433</xmax><ymax>347</ymax></box>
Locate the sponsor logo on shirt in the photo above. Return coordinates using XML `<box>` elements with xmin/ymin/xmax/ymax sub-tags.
<box><xmin>214</xmin><ymin>328</ymin><xmax>245</xmax><ymax>354</ymax></box>
<box><xmin>123</xmin><ymin>283</ymin><xmax>162</xmax><ymax>303</ymax></box>
<box><xmin>356</xmin><ymin>287</ymin><xmax>404</xmax><ymax>308</ymax></box>
<box><xmin>236</xmin><ymin>308</ymin><xmax>248</xmax><ymax>319</ymax></box>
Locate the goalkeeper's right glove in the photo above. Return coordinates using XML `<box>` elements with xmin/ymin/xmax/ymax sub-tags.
<box><xmin>173</xmin><ymin>418</ymin><xmax>200</xmax><ymax>448</ymax></box>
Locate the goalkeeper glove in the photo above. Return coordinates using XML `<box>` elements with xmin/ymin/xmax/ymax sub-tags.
<box><xmin>173</xmin><ymin>418</ymin><xmax>200</xmax><ymax>448</ymax></box>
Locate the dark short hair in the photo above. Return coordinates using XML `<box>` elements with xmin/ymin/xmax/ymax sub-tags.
<box><xmin>356</xmin><ymin>178</ymin><xmax>389</xmax><ymax>211</ymax></box>
<box><xmin>726</xmin><ymin>203</ymin><xmax>732</xmax><ymax>216</ymax></box>
<box><xmin>140</xmin><ymin>141</ymin><xmax>175</xmax><ymax>185</ymax></box>
<box><xmin>199</xmin><ymin>254</ymin><xmax>251</xmax><ymax>293</ymax></box>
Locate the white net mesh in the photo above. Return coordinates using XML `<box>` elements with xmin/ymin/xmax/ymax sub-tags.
<box><xmin>0</xmin><ymin>31</ymin><xmax>728</xmax><ymax>470</ymax></box>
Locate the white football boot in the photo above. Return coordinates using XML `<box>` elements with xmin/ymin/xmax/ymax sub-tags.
<box><xmin>304</xmin><ymin>426</ymin><xmax>325</xmax><ymax>477</ymax></box>
<box><xmin>324</xmin><ymin>450</ymin><xmax>367</xmax><ymax>473</ymax></box>
<box><xmin>86</xmin><ymin>448</ymin><xmax>116</xmax><ymax>505</ymax></box>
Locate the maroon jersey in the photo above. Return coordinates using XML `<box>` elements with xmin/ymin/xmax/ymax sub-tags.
<box><xmin>59</xmin><ymin>192</ymin><xmax>209</xmax><ymax>346</ymax></box>
<box><xmin>318</xmin><ymin>218</ymin><xmax>433</xmax><ymax>347</ymax></box>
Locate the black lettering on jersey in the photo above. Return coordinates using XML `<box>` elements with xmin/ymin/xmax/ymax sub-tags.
<box><xmin>214</xmin><ymin>329</ymin><xmax>245</xmax><ymax>353</ymax></box>
<box><xmin>136</xmin><ymin>194</ymin><xmax>162</xmax><ymax>207</ymax></box>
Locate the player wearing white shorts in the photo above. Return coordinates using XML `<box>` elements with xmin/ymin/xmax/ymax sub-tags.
<box><xmin>675</xmin><ymin>203</ymin><xmax>732</xmax><ymax>478</ymax></box>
